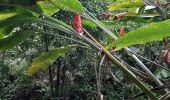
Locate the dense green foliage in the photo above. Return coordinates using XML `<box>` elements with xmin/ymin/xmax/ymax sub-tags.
<box><xmin>0</xmin><ymin>0</ymin><xmax>170</xmax><ymax>99</ymax></box>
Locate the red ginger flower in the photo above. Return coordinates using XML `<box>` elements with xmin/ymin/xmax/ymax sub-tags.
<box><xmin>73</xmin><ymin>14</ymin><xmax>83</xmax><ymax>34</ymax></box>
<box><xmin>111</xmin><ymin>26</ymin><xmax>125</xmax><ymax>50</ymax></box>
<box><xmin>120</xmin><ymin>26</ymin><xmax>125</xmax><ymax>37</ymax></box>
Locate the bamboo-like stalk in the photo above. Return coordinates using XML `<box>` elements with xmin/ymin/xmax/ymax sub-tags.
<box><xmin>125</xmin><ymin>47</ymin><xmax>164</xmax><ymax>86</ymax></box>
<box><xmin>81</xmin><ymin>11</ymin><xmax>165</xmax><ymax>87</ymax></box>
<box><xmin>134</xmin><ymin>84</ymin><xmax>170</xmax><ymax>98</ymax></box>
<box><xmin>126</xmin><ymin>49</ymin><xmax>170</xmax><ymax>71</ymax></box>
<box><xmin>160</xmin><ymin>91</ymin><xmax>170</xmax><ymax>100</ymax></box>
<box><xmin>83</xmin><ymin>29</ymin><xmax>158</xmax><ymax>99</ymax></box>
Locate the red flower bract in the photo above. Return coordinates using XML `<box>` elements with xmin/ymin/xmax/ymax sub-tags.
<box><xmin>161</xmin><ymin>50</ymin><xmax>170</xmax><ymax>63</ymax></box>
<box><xmin>111</xmin><ymin>37</ymin><xmax>115</xmax><ymax>42</ymax></box>
<box><xmin>120</xmin><ymin>26</ymin><xmax>125</xmax><ymax>37</ymax></box>
<box><xmin>73</xmin><ymin>14</ymin><xmax>83</xmax><ymax>33</ymax></box>
<box><xmin>111</xmin><ymin>37</ymin><xmax>116</xmax><ymax>50</ymax></box>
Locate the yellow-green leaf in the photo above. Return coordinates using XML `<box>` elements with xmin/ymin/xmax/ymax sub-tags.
<box><xmin>82</xmin><ymin>20</ymin><xmax>97</xmax><ymax>28</ymax></box>
<box><xmin>28</xmin><ymin>45</ymin><xmax>79</xmax><ymax>77</ymax></box>
<box><xmin>0</xmin><ymin>12</ymin><xmax>17</xmax><ymax>21</ymax></box>
<box><xmin>109</xmin><ymin>0</ymin><xmax>143</xmax><ymax>11</ymax></box>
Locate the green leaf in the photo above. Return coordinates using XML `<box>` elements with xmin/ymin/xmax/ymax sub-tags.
<box><xmin>48</xmin><ymin>0</ymin><xmax>84</xmax><ymax>13</ymax></box>
<box><xmin>0</xmin><ymin>0</ymin><xmax>84</xmax><ymax>15</ymax></box>
<box><xmin>0</xmin><ymin>13</ymin><xmax>39</xmax><ymax>35</ymax></box>
<box><xmin>109</xmin><ymin>0</ymin><xmax>143</xmax><ymax>11</ymax></box>
<box><xmin>37</xmin><ymin>0</ymin><xmax>60</xmax><ymax>16</ymax></box>
<box><xmin>0</xmin><ymin>13</ymin><xmax>38</xmax><ymax>27</ymax></box>
<box><xmin>155</xmin><ymin>68</ymin><xmax>170</xmax><ymax>79</ymax></box>
<box><xmin>0</xmin><ymin>30</ymin><xmax>36</xmax><ymax>51</ymax></box>
<box><xmin>0</xmin><ymin>33</ymin><xmax>3</xmax><ymax>39</ymax></box>
<box><xmin>0</xmin><ymin>12</ymin><xmax>17</xmax><ymax>21</ymax></box>
<box><xmin>0</xmin><ymin>12</ymin><xmax>17</xmax><ymax>37</ymax></box>
<box><xmin>0</xmin><ymin>0</ymin><xmax>43</xmax><ymax>14</ymax></box>
<box><xmin>28</xmin><ymin>45</ymin><xmax>79</xmax><ymax>76</ymax></box>
<box><xmin>82</xmin><ymin>20</ymin><xmax>97</xmax><ymax>28</ymax></box>
<box><xmin>0</xmin><ymin>7</ymin><xmax>34</xmax><ymax>21</ymax></box>
<box><xmin>106</xmin><ymin>19</ymin><xmax>170</xmax><ymax>50</ymax></box>
<box><xmin>2</xmin><ymin>0</ymin><xmax>37</xmax><ymax>6</ymax></box>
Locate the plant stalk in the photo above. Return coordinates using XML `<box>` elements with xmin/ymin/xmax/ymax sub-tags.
<box><xmin>125</xmin><ymin>47</ymin><xmax>164</xmax><ymax>86</ymax></box>
<box><xmin>83</xmin><ymin>29</ymin><xmax>158</xmax><ymax>99</ymax></box>
<box><xmin>44</xmin><ymin>33</ymin><xmax>55</xmax><ymax>97</ymax></box>
<box><xmin>82</xmin><ymin>11</ymin><xmax>165</xmax><ymax>88</ymax></box>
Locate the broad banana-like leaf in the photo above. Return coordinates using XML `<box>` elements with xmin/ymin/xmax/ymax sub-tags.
<box><xmin>1</xmin><ymin>0</ymin><xmax>38</xmax><ymax>6</ymax></box>
<box><xmin>0</xmin><ymin>0</ymin><xmax>84</xmax><ymax>14</ymax></box>
<box><xmin>46</xmin><ymin>0</ymin><xmax>84</xmax><ymax>13</ymax></box>
<box><xmin>28</xmin><ymin>45</ymin><xmax>79</xmax><ymax>76</ymax></box>
<box><xmin>0</xmin><ymin>12</ymin><xmax>39</xmax><ymax>35</ymax></box>
<box><xmin>0</xmin><ymin>6</ymin><xmax>34</xmax><ymax>21</ymax></box>
<box><xmin>0</xmin><ymin>0</ymin><xmax>43</xmax><ymax>13</ymax></box>
<box><xmin>0</xmin><ymin>30</ymin><xmax>36</xmax><ymax>51</ymax></box>
<box><xmin>109</xmin><ymin>0</ymin><xmax>143</xmax><ymax>11</ymax></box>
<box><xmin>106</xmin><ymin>19</ymin><xmax>170</xmax><ymax>50</ymax></box>
<box><xmin>36</xmin><ymin>0</ymin><xmax>59</xmax><ymax>16</ymax></box>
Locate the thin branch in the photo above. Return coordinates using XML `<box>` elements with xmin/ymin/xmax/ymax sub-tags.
<box><xmin>127</xmin><ymin>49</ymin><xmax>170</xmax><ymax>71</ymax></box>
<box><xmin>160</xmin><ymin>91</ymin><xmax>170</xmax><ymax>100</ymax></box>
<box><xmin>94</xmin><ymin>56</ymin><xmax>102</xmax><ymax>100</ymax></box>
<box><xmin>134</xmin><ymin>84</ymin><xmax>170</xmax><ymax>98</ymax></box>
<box><xmin>113</xmin><ymin>55</ymin><xmax>150</xmax><ymax>81</ymax></box>
<box><xmin>150</xmin><ymin>54</ymin><xmax>160</xmax><ymax>69</ymax></box>
<box><xmin>44</xmin><ymin>32</ymin><xmax>90</xmax><ymax>47</ymax></box>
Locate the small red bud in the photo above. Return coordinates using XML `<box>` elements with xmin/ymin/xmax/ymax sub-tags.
<box><xmin>111</xmin><ymin>37</ymin><xmax>115</xmax><ymax>42</ymax></box>
<box><xmin>120</xmin><ymin>26</ymin><xmax>125</xmax><ymax>37</ymax></box>
<box><xmin>161</xmin><ymin>50</ymin><xmax>170</xmax><ymax>63</ymax></box>
<box><xmin>111</xmin><ymin>37</ymin><xmax>116</xmax><ymax>50</ymax></box>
